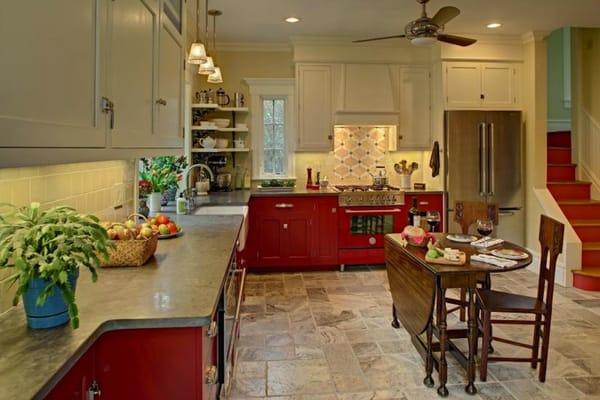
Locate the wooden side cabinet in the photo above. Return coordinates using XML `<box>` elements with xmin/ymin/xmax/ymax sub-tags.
<box><xmin>296</xmin><ymin>64</ymin><xmax>334</xmax><ymax>151</ymax></box>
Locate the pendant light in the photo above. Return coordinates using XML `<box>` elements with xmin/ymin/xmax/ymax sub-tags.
<box><xmin>187</xmin><ymin>0</ymin><xmax>207</xmax><ymax>64</ymax></box>
<box><xmin>198</xmin><ymin>0</ymin><xmax>215</xmax><ymax>74</ymax></box>
<box><xmin>207</xmin><ymin>9</ymin><xmax>223</xmax><ymax>84</ymax></box>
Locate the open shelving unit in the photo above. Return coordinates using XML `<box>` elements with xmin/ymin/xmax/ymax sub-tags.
<box><xmin>191</xmin><ymin>126</ymin><xmax>249</xmax><ymax>133</ymax></box>
<box><xmin>191</xmin><ymin>148</ymin><xmax>250</xmax><ymax>153</ymax></box>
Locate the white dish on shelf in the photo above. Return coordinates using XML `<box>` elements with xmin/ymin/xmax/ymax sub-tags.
<box><xmin>211</xmin><ymin>118</ymin><xmax>230</xmax><ymax>128</ymax></box>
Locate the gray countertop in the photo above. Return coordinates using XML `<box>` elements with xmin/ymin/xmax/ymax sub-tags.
<box><xmin>197</xmin><ymin>190</ymin><xmax>252</xmax><ymax>206</ymax></box>
<box><xmin>0</xmin><ymin>214</ymin><xmax>243</xmax><ymax>400</ymax></box>
<box><xmin>251</xmin><ymin>187</ymin><xmax>340</xmax><ymax>197</ymax></box>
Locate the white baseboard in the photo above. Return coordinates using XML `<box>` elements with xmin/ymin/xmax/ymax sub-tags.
<box><xmin>580</xmin><ymin>163</ymin><xmax>600</xmax><ymax>200</ymax></box>
<box><xmin>548</xmin><ymin>119</ymin><xmax>571</xmax><ymax>132</ymax></box>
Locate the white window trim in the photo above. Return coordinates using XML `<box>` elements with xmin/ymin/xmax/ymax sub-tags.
<box><xmin>244</xmin><ymin>78</ymin><xmax>296</xmax><ymax>180</ymax></box>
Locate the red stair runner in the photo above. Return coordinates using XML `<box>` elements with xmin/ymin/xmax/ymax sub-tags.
<box><xmin>547</xmin><ymin>131</ymin><xmax>600</xmax><ymax>290</ymax></box>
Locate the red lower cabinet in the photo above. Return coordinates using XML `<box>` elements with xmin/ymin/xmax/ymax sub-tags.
<box><xmin>46</xmin><ymin>347</ymin><xmax>95</xmax><ymax>400</ymax></box>
<box><xmin>246</xmin><ymin>196</ymin><xmax>338</xmax><ymax>269</ymax></box>
<box><xmin>46</xmin><ymin>326</ymin><xmax>218</xmax><ymax>400</ymax></box>
<box><xmin>405</xmin><ymin>193</ymin><xmax>445</xmax><ymax>231</ymax></box>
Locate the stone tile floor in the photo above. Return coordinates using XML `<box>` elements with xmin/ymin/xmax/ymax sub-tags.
<box><xmin>229</xmin><ymin>266</ymin><xmax>600</xmax><ymax>399</ymax></box>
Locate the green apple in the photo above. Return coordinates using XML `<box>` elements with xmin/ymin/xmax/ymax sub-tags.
<box><xmin>125</xmin><ymin>219</ymin><xmax>137</xmax><ymax>230</ymax></box>
<box><xmin>140</xmin><ymin>226</ymin><xmax>153</xmax><ymax>239</ymax></box>
<box><xmin>158</xmin><ymin>224</ymin><xmax>170</xmax><ymax>235</ymax></box>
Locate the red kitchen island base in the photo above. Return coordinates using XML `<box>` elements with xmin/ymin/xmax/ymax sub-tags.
<box><xmin>46</xmin><ymin>326</ymin><xmax>218</xmax><ymax>400</ymax></box>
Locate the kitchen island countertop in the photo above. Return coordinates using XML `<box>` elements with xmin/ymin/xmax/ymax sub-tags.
<box><xmin>0</xmin><ymin>214</ymin><xmax>243</xmax><ymax>400</ymax></box>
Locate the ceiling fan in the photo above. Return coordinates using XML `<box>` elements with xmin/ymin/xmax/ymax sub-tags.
<box><xmin>353</xmin><ymin>0</ymin><xmax>476</xmax><ymax>47</ymax></box>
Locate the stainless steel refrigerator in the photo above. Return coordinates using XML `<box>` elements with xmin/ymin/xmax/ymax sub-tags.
<box><xmin>444</xmin><ymin>110</ymin><xmax>524</xmax><ymax>244</ymax></box>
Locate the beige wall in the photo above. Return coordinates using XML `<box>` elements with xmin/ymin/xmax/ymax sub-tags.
<box><xmin>580</xmin><ymin>29</ymin><xmax>600</xmax><ymax>121</ymax></box>
<box><xmin>0</xmin><ymin>160</ymin><xmax>135</xmax><ymax>314</ymax></box>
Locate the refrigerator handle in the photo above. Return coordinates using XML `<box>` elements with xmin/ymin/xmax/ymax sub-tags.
<box><xmin>479</xmin><ymin>122</ymin><xmax>487</xmax><ymax>197</ymax></box>
<box><xmin>488</xmin><ymin>122</ymin><xmax>495</xmax><ymax>196</ymax></box>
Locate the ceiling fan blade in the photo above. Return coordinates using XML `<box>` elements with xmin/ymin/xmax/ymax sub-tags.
<box><xmin>353</xmin><ymin>34</ymin><xmax>406</xmax><ymax>43</ymax></box>
<box><xmin>431</xmin><ymin>6</ymin><xmax>460</xmax><ymax>26</ymax></box>
<box><xmin>437</xmin><ymin>34</ymin><xmax>477</xmax><ymax>47</ymax></box>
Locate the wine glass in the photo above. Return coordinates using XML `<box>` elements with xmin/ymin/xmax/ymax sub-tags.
<box><xmin>426</xmin><ymin>211</ymin><xmax>441</xmax><ymax>232</ymax></box>
<box><xmin>476</xmin><ymin>219</ymin><xmax>494</xmax><ymax>238</ymax></box>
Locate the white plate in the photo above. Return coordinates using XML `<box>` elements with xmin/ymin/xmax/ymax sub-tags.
<box><xmin>446</xmin><ymin>234</ymin><xmax>478</xmax><ymax>243</ymax></box>
<box><xmin>491</xmin><ymin>248</ymin><xmax>529</xmax><ymax>260</ymax></box>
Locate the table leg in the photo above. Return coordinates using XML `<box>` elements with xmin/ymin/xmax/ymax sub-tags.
<box><xmin>424</xmin><ymin>321</ymin><xmax>434</xmax><ymax>387</ymax></box>
<box><xmin>391</xmin><ymin>304</ymin><xmax>401</xmax><ymax>329</ymax></box>
<box><xmin>483</xmin><ymin>274</ymin><xmax>494</xmax><ymax>354</ymax></box>
<box><xmin>465</xmin><ymin>288</ymin><xmax>477</xmax><ymax>395</ymax></box>
<box><xmin>437</xmin><ymin>286</ymin><xmax>449</xmax><ymax>397</ymax></box>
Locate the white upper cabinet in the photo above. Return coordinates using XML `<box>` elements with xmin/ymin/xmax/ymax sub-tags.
<box><xmin>296</xmin><ymin>64</ymin><xmax>333</xmax><ymax>151</ymax></box>
<box><xmin>0</xmin><ymin>0</ymin><xmax>183</xmax><ymax>151</ymax></box>
<box><xmin>444</xmin><ymin>61</ymin><xmax>521</xmax><ymax>110</ymax></box>
<box><xmin>109</xmin><ymin>0</ymin><xmax>157</xmax><ymax>148</ymax></box>
<box><xmin>0</xmin><ymin>0</ymin><xmax>106</xmax><ymax>148</ymax></box>
<box><xmin>396</xmin><ymin>67</ymin><xmax>431</xmax><ymax>149</ymax></box>
<box><xmin>155</xmin><ymin>20</ymin><xmax>184</xmax><ymax>147</ymax></box>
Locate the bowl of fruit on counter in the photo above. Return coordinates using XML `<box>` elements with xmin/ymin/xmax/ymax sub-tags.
<box><xmin>146</xmin><ymin>214</ymin><xmax>183</xmax><ymax>239</ymax></box>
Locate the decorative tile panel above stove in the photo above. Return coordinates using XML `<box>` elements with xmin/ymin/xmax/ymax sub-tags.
<box><xmin>333</xmin><ymin>126</ymin><xmax>390</xmax><ymax>183</ymax></box>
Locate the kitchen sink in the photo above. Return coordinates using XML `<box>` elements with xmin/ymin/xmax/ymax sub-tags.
<box><xmin>192</xmin><ymin>205</ymin><xmax>248</xmax><ymax>216</ymax></box>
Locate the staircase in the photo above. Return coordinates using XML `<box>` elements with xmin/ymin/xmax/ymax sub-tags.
<box><xmin>547</xmin><ymin>131</ymin><xmax>600</xmax><ymax>290</ymax></box>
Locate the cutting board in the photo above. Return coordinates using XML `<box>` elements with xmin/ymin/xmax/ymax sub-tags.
<box><xmin>425</xmin><ymin>252</ymin><xmax>467</xmax><ymax>266</ymax></box>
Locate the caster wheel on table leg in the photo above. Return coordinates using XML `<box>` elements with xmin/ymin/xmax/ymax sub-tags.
<box><xmin>488</xmin><ymin>344</ymin><xmax>495</xmax><ymax>354</ymax></box>
<box><xmin>423</xmin><ymin>375</ymin><xmax>434</xmax><ymax>387</ymax></box>
<box><xmin>437</xmin><ymin>385</ymin><xmax>449</xmax><ymax>397</ymax></box>
<box><xmin>391</xmin><ymin>319</ymin><xmax>400</xmax><ymax>329</ymax></box>
<box><xmin>340</xmin><ymin>264</ymin><xmax>345</xmax><ymax>272</ymax></box>
<box><xmin>465</xmin><ymin>383</ymin><xmax>477</xmax><ymax>395</ymax></box>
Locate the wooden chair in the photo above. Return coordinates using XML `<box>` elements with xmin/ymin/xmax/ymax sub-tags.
<box><xmin>446</xmin><ymin>201</ymin><xmax>499</xmax><ymax>321</ymax></box>
<box><xmin>477</xmin><ymin>215</ymin><xmax>564</xmax><ymax>382</ymax></box>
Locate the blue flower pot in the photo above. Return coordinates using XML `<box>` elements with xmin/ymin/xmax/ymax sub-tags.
<box><xmin>22</xmin><ymin>270</ymin><xmax>79</xmax><ymax>329</ymax></box>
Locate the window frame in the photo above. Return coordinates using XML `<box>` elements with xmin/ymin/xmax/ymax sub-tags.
<box><xmin>245</xmin><ymin>78</ymin><xmax>295</xmax><ymax>180</ymax></box>
<box><xmin>261</xmin><ymin>96</ymin><xmax>287</xmax><ymax>176</ymax></box>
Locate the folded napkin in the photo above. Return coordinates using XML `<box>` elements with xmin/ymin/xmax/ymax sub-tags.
<box><xmin>471</xmin><ymin>254</ymin><xmax>517</xmax><ymax>268</ymax></box>
<box><xmin>471</xmin><ymin>237</ymin><xmax>504</xmax><ymax>248</ymax></box>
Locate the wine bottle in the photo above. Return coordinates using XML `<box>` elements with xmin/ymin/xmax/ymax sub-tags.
<box><xmin>408</xmin><ymin>197</ymin><xmax>421</xmax><ymax>227</ymax></box>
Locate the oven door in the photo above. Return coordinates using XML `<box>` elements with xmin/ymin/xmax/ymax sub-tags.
<box><xmin>339</xmin><ymin>207</ymin><xmax>405</xmax><ymax>249</ymax></box>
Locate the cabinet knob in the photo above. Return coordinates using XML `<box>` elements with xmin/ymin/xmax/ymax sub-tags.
<box><xmin>205</xmin><ymin>365</ymin><xmax>218</xmax><ymax>385</ymax></box>
<box><xmin>398</xmin><ymin>135</ymin><xmax>404</xmax><ymax>140</ymax></box>
<box><xmin>156</xmin><ymin>98</ymin><xmax>167</xmax><ymax>106</ymax></box>
<box><xmin>328</xmin><ymin>135</ymin><xmax>333</xmax><ymax>140</ymax></box>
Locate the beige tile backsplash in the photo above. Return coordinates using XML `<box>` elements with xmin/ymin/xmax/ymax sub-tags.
<box><xmin>0</xmin><ymin>160</ymin><xmax>135</xmax><ymax>314</ymax></box>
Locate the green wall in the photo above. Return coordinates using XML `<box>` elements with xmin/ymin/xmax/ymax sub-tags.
<box><xmin>547</xmin><ymin>29</ymin><xmax>572</xmax><ymax>122</ymax></box>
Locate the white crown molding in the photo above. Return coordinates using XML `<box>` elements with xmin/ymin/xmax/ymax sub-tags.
<box><xmin>218</xmin><ymin>42</ymin><xmax>292</xmax><ymax>52</ymax></box>
<box><xmin>521</xmin><ymin>31</ymin><xmax>550</xmax><ymax>44</ymax></box>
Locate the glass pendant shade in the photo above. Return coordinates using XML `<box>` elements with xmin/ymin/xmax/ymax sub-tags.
<box><xmin>188</xmin><ymin>42</ymin><xmax>207</xmax><ymax>64</ymax></box>
<box><xmin>207</xmin><ymin>66</ymin><xmax>223</xmax><ymax>84</ymax></box>
<box><xmin>198</xmin><ymin>56</ymin><xmax>215</xmax><ymax>75</ymax></box>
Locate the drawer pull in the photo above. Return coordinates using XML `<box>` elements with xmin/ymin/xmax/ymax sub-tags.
<box><xmin>205</xmin><ymin>365</ymin><xmax>218</xmax><ymax>385</ymax></box>
<box><xmin>275</xmin><ymin>203</ymin><xmax>294</xmax><ymax>208</ymax></box>
<box><xmin>206</xmin><ymin>321</ymin><xmax>218</xmax><ymax>338</ymax></box>
<box><xmin>419</xmin><ymin>201</ymin><xmax>430</xmax><ymax>206</ymax></box>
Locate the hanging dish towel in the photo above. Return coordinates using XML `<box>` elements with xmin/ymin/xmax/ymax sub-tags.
<box><xmin>429</xmin><ymin>141</ymin><xmax>440</xmax><ymax>178</ymax></box>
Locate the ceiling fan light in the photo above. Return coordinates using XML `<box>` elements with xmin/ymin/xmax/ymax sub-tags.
<box><xmin>188</xmin><ymin>42</ymin><xmax>207</xmax><ymax>64</ymax></box>
<box><xmin>198</xmin><ymin>56</ymin><xmax>215</xmax><ymax>75</ymax></box>
<box><xmin>411</xmin><ymin>36</ymin><xmax>437</xmax><ymax>47</ymax></box>
<box><xmin>207</xmin><ymin>66</ymin><xmax>223</xmax><ymax>84</ymax></box>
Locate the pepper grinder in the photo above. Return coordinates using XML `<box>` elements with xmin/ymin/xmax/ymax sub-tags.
<box><xmin>306</xmin><ymin>167</ymin><xmax>313</xmax><ymax>188</ymax></box>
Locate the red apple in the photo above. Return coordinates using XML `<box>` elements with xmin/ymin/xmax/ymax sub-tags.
<box><xmin>167</xmin><ymin>222</ymin><xmax>178</xmax><ymax>234</ymax></box>
<box><xmin>156</xmin><ymin>214</ymin><xmax>170</xmax><ymax>225</ymax></box>
<box><xmin>107</xmin><ymin>228</ymin><xmax>118</xmax><ymax>240</ymax></box>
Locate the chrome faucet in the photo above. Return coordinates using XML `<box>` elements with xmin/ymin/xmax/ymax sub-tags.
<box><xmin>182</xmin><ymin>163</ymin><xmax>214</xmax><ymax>211</ymax></box>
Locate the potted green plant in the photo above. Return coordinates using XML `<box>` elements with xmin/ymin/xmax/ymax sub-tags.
<box><xmin>0</xmin><ymin>203</ymin><xmax>112</xmax><ymax>329</ymax></box>
<box><xmin>139</xmin><ymin>156</ymin><xmax>187</xmax><ymax>213</ymax></box>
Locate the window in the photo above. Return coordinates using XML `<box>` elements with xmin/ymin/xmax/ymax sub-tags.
<box><xmin>245</xmin><ymin>78</ymin><xmax>295</xmax><ymax>179</ymax></box>
<box><xmin>262</xmin><ymin>98</ymin><xmax>286</xmax><ymax>175</ymax></box>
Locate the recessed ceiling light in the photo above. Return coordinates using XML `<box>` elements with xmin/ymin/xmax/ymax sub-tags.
<box><xmin>285</xmin><ymin>17</ymin><xmax>300</xmax><ymax>23</ymax></box>
<box><xmin>487</xmin><ymin>23</ymin><xmax>502</xmax><ymax>29</ymax></box>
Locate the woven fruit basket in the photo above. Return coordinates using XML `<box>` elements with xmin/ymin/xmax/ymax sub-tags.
<box><xmin>101</xmin><ymin>215</ymin><xmax>158</xmax><ymax>267</ymax></box>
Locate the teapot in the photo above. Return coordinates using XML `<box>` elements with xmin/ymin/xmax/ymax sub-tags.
<box><xmin>199</xmin><ymin>136</ymin><xmax>216</xmax><ymax>149</ymax></box>
<box><xmin>216</xmin><ymin>88</ymin><xmax>230</xmax><ymax>106</ymax></box>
